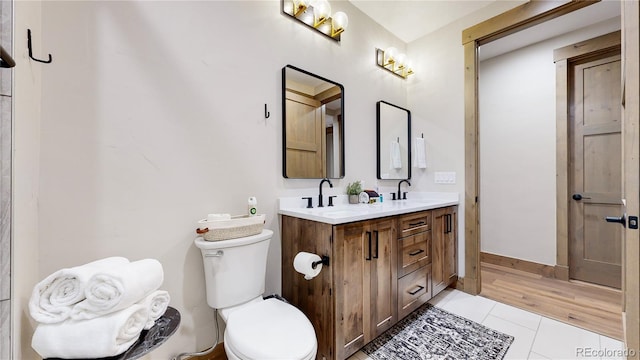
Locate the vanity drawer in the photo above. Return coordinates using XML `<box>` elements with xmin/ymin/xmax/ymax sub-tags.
<box><xmin>399</xmin><ymin>211</ymin><xmax>431</xmax><ymax>237</ymax></box>
<box><xmin>398</xmin><ymin>231</ymin><xmax>431</xmax><ymax>277</ymax></box>
<box><xmin>398</xmin><ymin>264</ymin><xmax>432</xmax><ymax>319</ymax></box>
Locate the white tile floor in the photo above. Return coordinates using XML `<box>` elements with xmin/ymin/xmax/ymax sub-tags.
<box><xmin>347</xmin><ymin>289</ymin><xmax>626</xmax><ymax>360</ymax></box>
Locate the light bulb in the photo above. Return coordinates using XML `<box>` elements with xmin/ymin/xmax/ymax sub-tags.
<box><xmin>396</xmin><ymin>53</ymin><xmax>407</xmax><ymax>68</ymax></box>
<box><xmin>405</xmin><ymin>60</ymin><xmax>414</xmax><ymax>76</ymax></box>
<box><xmin>385</xmin><ymin>47</ymin><xmax>398</xmax><ymax>64</ymax></box>
<box><xmin>332</xmin><ymin>11</ymin><xmax>349</xmax><ymax>31</ymax></box>
<box><xmin>313</xmin><ymin>0</ymin><xmax>331</xmax><ymax>24</ymax></box>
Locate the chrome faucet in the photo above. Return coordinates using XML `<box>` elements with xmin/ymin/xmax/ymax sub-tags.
<box><xmin>397</xmin><ymin>179</ymin><xmax>411</xmax><ymax>200</ymax></box>
<box><xmin>318</xmin><ymin>178</ymin><xmax>333</xmax><ymax>207</ymax></box>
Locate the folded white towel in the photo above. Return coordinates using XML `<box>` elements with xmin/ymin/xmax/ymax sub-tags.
<box><xmin>29</xmin><ymin>257</ymin><xmax>130</xmax><ymax>324</ymax></box>
<box><xmin>70</xmin><ymin>259</ymin><xmax>164</xmax><ymax>320</ymax></box>
<box><xmin>31</xmin><ymin>304</ymin><xmax>149</xmax><ymax>359</ymax></box>
<box><xmin>390</xmin><ymin>141</ymin><xmax>402</xmax><ymax>169</ymax></box>
<box><xmin>414</xmin><ymin>137</ymin><xmax>427</xmax><ymax>169</ymax></box>
<box><xmin>139</xmin><ymin>290</ymin><xmax>170</xmax><ymax>329</ymax></box>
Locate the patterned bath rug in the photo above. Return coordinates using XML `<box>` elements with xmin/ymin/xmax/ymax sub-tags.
<box><xmin>362</xmin><ymin>303</ymin><xmax>514</xmax><ymax>360</ymax></box>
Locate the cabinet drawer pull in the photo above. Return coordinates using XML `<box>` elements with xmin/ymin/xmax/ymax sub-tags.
<box><xmin>407</xmin><ymin>285</ymin><xmax>425</xmax><ymax>295</ymax></box>
<box><xmin>408</xmin><ymin>249</ymin><xmax>425</xmax><ymax>256</ymax></box>
<box><xmin>408</xmin><ymin>221</ymin><xmax>426</xmax><ymax>227</ymax></box>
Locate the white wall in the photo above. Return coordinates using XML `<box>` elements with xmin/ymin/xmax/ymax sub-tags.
<box><xmin>406</xmin><ymin>0</ymin><xmax>528</xmax><ymax>277</ymax></box>
<box><xmin>13</xmin><ymin>1</ymin><xmax>43</xmax><ymax>358</ymax></box>
<box><xmin>479</xmin><ymin>17</ymin><xmax>621</xmax><ymax>265</ymax></box>
<box><xmin>28</xmin><ymin>1</ymin><xmax>411</xmax><ymax>358</ymax></box>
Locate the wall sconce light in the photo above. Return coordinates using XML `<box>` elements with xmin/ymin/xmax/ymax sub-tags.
<box><xmin>283</xmin><ymin>0</ymin><xmax>348</xmax><ymax>41</ymax></box>
<box><xmin>376</xmin><ymin>47</ymin><xmax>414</xmax><ymax>79</ymax></box>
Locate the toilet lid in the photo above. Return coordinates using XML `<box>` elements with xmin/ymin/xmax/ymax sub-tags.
<box><xmin>225</xmin><ymin>298</ymin><xmax>317</xmax><ymax>360</ymax></box>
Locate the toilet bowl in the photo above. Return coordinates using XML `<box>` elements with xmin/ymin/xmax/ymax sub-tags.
<box><xmin>222</xmin><ymin>297</ymin><xmax>317</xmax><ymax>360</ymax></box>
<box><xmin>194</xmin><ymin>230</ymin><xmax>317</xmax><ymax>360</ymax></box>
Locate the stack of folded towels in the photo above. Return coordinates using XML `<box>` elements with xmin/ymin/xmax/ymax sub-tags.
<box><xmin>29</xmin><ymin>257</ymin><xmax>170</xmax><ymax>359</ymax></box>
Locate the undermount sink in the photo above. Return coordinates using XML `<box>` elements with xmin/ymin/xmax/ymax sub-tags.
<box><xmin>319</xmin><ymin>209</ymin><xmax>366</xmax><ymax>217</ymax></box>
<box><xmin>404</xmin><ymin>199</ymin><xmax>440</xmax><ymax>205</ymax></box>
<box><xmin>306</xmin><ymin>205</ymin><xmax>370</xmax><ymax>218</ymax></box>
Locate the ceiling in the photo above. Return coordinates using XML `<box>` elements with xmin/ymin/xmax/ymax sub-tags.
<box><xmin>348</xmin><ymin>0</ymin><xmax>621</xmax><ymax>48</ymax></box>
<box><xmin>347</xmin><ymin>0</ymin><xmax>524</xmax><ymax>43</ymax></box>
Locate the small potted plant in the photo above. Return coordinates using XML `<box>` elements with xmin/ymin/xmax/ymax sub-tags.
<box><xmin>346</xmin><ymin>181</ymin><xmax>363</xmax><ymax>204</ymax></box>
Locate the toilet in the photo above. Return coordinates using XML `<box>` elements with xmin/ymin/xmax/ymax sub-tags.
<box><xmin>194</xmin><ymin>229</ymin><xmax>317</xmax><ymax>360</ymax></box>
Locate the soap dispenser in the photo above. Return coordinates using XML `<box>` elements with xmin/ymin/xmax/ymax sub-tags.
<box><xmin>248</xmin><ymin>197</ymin><xmax>257</xmax><ymax>216</ymax></box>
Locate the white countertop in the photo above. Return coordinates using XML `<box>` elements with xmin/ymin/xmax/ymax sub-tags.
<box><xmin>278</xmin><ymin>192</ymin><xmax>459</xmax><ymax>225</ymax></box>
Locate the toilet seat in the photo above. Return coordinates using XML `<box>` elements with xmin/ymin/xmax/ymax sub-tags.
<box><xmin>224</xmin><ymin>298</ymin><xmax>317</xmax><ymax>360</ymax></box>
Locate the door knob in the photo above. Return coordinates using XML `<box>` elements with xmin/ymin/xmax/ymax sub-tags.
<box><xmin>605</xmin><ymin>215</ymin><xmax>626</xmax><ymax>227</ymax></box>
<box><xmin>572</xmin><ymin>193</ymin><xmax>591</xmax><ymax>201</ymax></box>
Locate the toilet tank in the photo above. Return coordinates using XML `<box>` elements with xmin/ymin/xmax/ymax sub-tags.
<box><xmin>194</xmin><ymin>230</ymin><xmax>273</xmax><ymax>309</ymax></box>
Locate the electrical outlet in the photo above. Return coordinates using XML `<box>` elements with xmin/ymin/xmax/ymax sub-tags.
<box><xmin>434</xmin><ymin>172</ymin><xmax>456</xmax><ymax>184</ymax></box>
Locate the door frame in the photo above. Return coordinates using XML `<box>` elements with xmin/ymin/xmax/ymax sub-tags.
<box><xmin>554</xmin><ymin>31</ymin><xmax>621</xmax><ymax>283</ymax></box>
<box><xmin>462</xmin><ymin>0</ymin><xmax>600</xmax><ymax>295</ymax></box>
<box><xmin>621</xmin><ymin>0</ymin><xmax>639</xmax><ymax>354</ymax></box>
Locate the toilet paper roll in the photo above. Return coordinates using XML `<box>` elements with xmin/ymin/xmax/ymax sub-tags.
<box><xmin>293</xmin><ymin>252</ymin><xmax>322</xmax><ymax>280</ymax></box>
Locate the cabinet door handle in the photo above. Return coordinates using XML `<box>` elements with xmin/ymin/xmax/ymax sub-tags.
<box><xmin>408</xmin><ymin>285</ymin><xmax>425</xmax><ymax>295</ymax></box>
<box><xmin>445</xmin><ymin>214</ymin><xmax>451</xmax><ymax>233</ymax></box>
<box><xmin>408</xmin><ymin>221</ymin><xmax>426</xmax><ymax>227</ymax></box>
<box><xmin>408</xmin><ymin>249</ymin><xmax>425</xmax><ymax>256</ymax></box>
<box><xmin>373</xmin><ymin>230</ymin><xmax>379</xmax><ymax>259</ymax></box>
<box><xmin>366</xmin><ymin>231</ymin><xmax>372</xmax><ymax>261</ymax></box>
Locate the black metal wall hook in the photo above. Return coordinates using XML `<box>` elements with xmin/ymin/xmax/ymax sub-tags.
<box><xmin>264</xmin><ymin>104</ymin><xmax>270</xmax><ymax>119</ymax></box>
<box><xmin>28</xmin><ymin>29</ymin><xmax>52</xmax><ymax>64</ymax></box>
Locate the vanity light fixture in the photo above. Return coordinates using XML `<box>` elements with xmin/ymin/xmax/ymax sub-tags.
<box><xmin>376</xmin><ymin>47</ymin><xmax>414</xmax><ymax>79</ymax></box>
<box><xmin>283</xmin><ymin>0</ymin><xmax>348</xmax><ymax>41</ymax></box>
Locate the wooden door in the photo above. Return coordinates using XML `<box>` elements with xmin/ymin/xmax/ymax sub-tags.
<box><xmin>569</xmin><ymin>51</ymin><xmax>623</xmax><ymax>289</ymax></box>
<box><xmin>285</xmin><ymin>90</ymin><xmax>326</xmax><ymax>178</ymax></box>
<box><xmin>334</xmin><ymin>222</ymin><xmax>367</xmax><ymax>359</ymax></box>
<box><xmin>368</xmin><ymin>219</ymin><xmax>397</xmax><ymax>338</ymax></box>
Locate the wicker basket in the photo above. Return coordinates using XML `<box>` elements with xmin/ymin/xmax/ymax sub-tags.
<box><xmin>196</xmin><ymin>214</ymin><xmax>265</xmax><ymax>241</ymax></box>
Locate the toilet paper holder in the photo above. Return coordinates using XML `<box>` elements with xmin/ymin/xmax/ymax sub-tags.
<box><xmin>312</xmin><ymin>255</ymin><xmax>330</xmax><ymax>269</ymax></box>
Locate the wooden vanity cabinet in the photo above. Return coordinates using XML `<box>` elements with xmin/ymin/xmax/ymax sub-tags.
<box><xmin>397</xmin><ymin>211</ymin><xmax>432</xmax><ymax>319</ymax></box>
<box><xmin>281</xmin><ymin>206</ymin><xmax>457</xmax><ymax>360</ymax></box>
<box><xmin>281</xmin><ymin>216</ymin><xmax>335</xmax><ymax>360</ymax></box>
<box><xmin>432</xmin><ymin>206</ymin><xmax>458</xmax><ymax>296</ymax></box>
<box><xmin>334</xmin><ymin>218</ymin><xmax>397</xmax><ymax>359</ymax></box>
<box><xmin>281</xmin><ymin>215</ymin><xmax>396</xmax><ymax>360</ymax></box>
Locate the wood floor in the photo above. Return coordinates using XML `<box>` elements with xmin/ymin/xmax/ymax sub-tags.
<box><xmin>480</xmin><ymin>262</ymin><xmax>623</xmax><ymax>340</ymax></box>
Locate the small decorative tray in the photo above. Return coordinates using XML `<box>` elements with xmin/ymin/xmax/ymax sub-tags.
<box><xmin>196</xmin><ymin>214</ymin><xmax>266</xmax><ymax>241</ymax></box>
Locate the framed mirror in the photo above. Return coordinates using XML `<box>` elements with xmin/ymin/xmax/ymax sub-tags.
<box><xmin>282</xmin><ymin>65</ymin><xmax>345</xmax><ymax>179</ymax></box>
<box><xmin>377</xmin><ymin>101</ymin><xmax>411</xmax><ymax>180</ymax></box>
